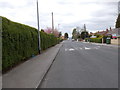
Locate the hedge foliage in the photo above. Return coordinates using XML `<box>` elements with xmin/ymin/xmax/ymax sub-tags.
<box><xmin>116</xmin><ymin>14</ymin><xmax>120</xmax><ymax>28</ymax></box>
<box><xmin>2</xmin><ymin>16</ymin><xmax>60</xmax><ymax>71</ymax></box>
<box><xmin>87</xmin><ymin>35</ymin><xmax>103</xmax><ymax>43</ymax></box>
<box><xmin>89</xmin><ymin>38</ymin><xmax>102</xmax><ymax>43</ymax></box>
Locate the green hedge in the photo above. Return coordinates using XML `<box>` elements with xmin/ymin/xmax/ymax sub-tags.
<box><xmin>40</xmin><ymin>32</ymin><xmax>60</xmax><ymax>50</ymax></box>
<box><xmin>89</xmin><ymin>35</ymin><xmax>103</xmax><ymax>43</ymax></box>
<box><xmin>90</xmin><ymin>38</ymin><xmax>102</xmax><ymax>43</ymax></box>
<box><xmin>85</xmin><ymin>38</ymin><xmax>90</xmax><ymax>42</ymax></box>
<box><xmin>2</xmin><ymin>16</ymin><xmax>60</xmax><ymax>71</ymax></box>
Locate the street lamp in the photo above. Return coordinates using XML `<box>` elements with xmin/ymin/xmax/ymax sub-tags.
<box><xmin>37</xmin><ymin>0</ymin><xmax>41</xmax><ymax>54</ymax></box>
<box><xmin>52</xmin><ymin>12</ymin><xmax>54</xmax><ymax>33</ymax></box>
<box><xmin>84</xmin><ymin>24</ymin><xmax>86</xmax><ymax>39</ymax></box>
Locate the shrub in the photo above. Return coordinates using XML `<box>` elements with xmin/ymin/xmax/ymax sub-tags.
<box><xmin>2</xmin><ymin>16</ymin><xmax>60</xmax><ymax>71</ymax></box>
<box><xmin>85</xmin><ymin>38</ymin><xmax>89</xmax><ymax>42</ymax></box>
<box><xmin>90</xmin><ymin>38</ymin><xmax>102</xmax><ymax>43</ymax></box>
<box><xmin>89</xmin><ymin>35</ymin><xmax>103</xmax><ymax>43</ymax></box>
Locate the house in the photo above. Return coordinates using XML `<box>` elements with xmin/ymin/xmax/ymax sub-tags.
<box><xmin>106</xmin><ymin>28</ymin><xmax>120</xmax><ymax>38</ymax></box>
<box><xmin>61</xmin><ymin>36</ymin><xmax>64</xmax><ymax>39</ymax></box>
<box><xmin>89</xmin><ymin>32</ymin><xmax>95</xmax><ymax>36</ymax></box>
<box><xmin>106</xmin><ymin>28</ymin><xmax>120</xmax><ymax>45</ymax></box>
<box><xmin>95</xmin><ymin>29</ymin><xmax>109</xmax><ymax>36</ymax></box>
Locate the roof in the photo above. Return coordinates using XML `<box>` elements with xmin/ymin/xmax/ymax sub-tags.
<box><xmin>107</xmin><ymin>28</ymin><xmax>120</xmax><ymax>37</ymax></box>
<box><xmin>95</xmin><ymin>30</ymin><xmax>108</xmax><ymax>35</ymax></box>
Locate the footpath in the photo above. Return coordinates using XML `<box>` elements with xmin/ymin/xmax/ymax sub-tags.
<box><xmin>82</xmin><ymin>41</ymin><xmax>120</xmax><ymax>48</ymax></box>
<box><xmin>91</xmin><ymin>43</ymin><xmax>120</xmax><ymax>48</ymax></box>
<box><xmin>2</xmin><ymin>43</ymin><xmax>62</xmax><ymax>88</ymax></box>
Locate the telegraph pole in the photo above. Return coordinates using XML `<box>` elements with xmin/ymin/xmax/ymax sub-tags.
<box><xmin>84</xmin><ymin>24</ymin><xmax>86</xmax><ymax>31</ymax></box>
<box><xmin>84</xmin><ymin>24</ymin><xmax>86</xmax><ymax>39</ymax></box>
<box><xmin>37</xmin><ymin>0</ymin><xmax>41</xmax><ymax>54</ymax></box>
<box><xmin>52</xmin><ymin>12</ymin><xmax>54</xmax><ymax>33</ymax></box>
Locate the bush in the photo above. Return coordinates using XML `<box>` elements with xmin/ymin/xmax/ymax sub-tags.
<box><xmin>2</xmin><ymin>16</ymin><xmax>60</xmax><ymax>71</ymax></box>
<box><xmin>85</xmin><ymin>38</ymin><xmax>89</xmax><ymax>42</ymax></box>
<box><xmin>103</xmin><ymin>36</ymin><xmax>107</xmax><ymax>43</ymax></box>
<box><xmin>89</xmin><ymin>35</ymin><xmax>103</xmax><ymax>43</ymax></box>
<box><xmin>90</xmin><ymin>38</ymin><xmax>102</xmax><ymax>43</ymax></box>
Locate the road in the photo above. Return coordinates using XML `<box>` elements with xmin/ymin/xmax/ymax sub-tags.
<box><xmin>39</xmin><ymin>40</ymin><xmax>118</xmax><ymax>88</ymax></box>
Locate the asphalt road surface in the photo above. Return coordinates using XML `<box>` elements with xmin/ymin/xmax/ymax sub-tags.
<box><xmin>39</xmin><ymin>40</ymin><xmax>118</xmax><ymax>88</ymax></box>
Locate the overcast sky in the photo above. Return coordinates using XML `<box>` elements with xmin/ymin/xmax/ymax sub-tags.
<box><xmin>0</xmin><ymin>0</ymin><xmax>119</xmax><ymax>37</ymax></box>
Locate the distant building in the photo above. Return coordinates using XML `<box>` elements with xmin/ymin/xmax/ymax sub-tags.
<box><xmin>95</xmin><ymin>29</ymin><xmax>109</xmax><ymax>36</ymax></box>
<box><xmin>61</xmin><ymin>36</ymin><xmax>64</xmax><ymax>39</ymax></box>
<box><xmin>84</xmin><ymin>24</ymin><xmax>86</xmax><ymax>31</ymax></box>
<box><xmin>106</xmin><ymin>28</ymin><xmax>120</xmax><ymax>38</ymax></box>
<box><xmin>89</xmin><ymin>32</ymin><xmax>95</xmax><ymax>36</ymax></box>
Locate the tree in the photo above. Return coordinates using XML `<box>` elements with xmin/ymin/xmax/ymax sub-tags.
<box><xmin>53</xmin><ymin>28</ymin><xmax>60</xmax><ymax>37</ymax></box>
<box><xmin>72</xmin><ymin>28</ymin><xmax>77</xmax><ymax>40</ymax></box>
<box><xmin>76</xmin><ymin>31</ymin><xmax>81</xmax><ymax>39</ymax></box>
<box><xmin>81</xmin><ymin>31</ymin><xmax>89</xmax><ymax>39</ymax></box>
<box><xmin>58</xmin><ymin>32</ymin><xmax>62</xmax><ymax>37</ymax></box>
<box><xmin>41</xmin><ymin>29</ymin><xmax>45</xmax><ymax>32</ymax></box>
<box><xmin>44</xmin><ymin>27</ymin><xmax>52</xmax><ymax>34</ymax></box>
<box><xmin>116</xmin><ymin>14</ymin><xmax>120</xmax><ymax>28</ymax></box>
<box><xmin>44</xmin><ymin>27</ymin><xmax>60</xmax><ymax>37</ymax></box>
<box><xmin>64</xmin><ymin>33</ymin><xmax>69</xmax><ymax>39</ymax></box>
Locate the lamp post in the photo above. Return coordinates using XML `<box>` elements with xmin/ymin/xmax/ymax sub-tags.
<box><xmin>84</xmin><ymin>24</ymin><xmax>86</xmax><ymax>39</ymax></box>
<box><xmin>37</xmin><ymin>0</ymin><xmax>41</xmax><ymax>54</ymax></box>
<box><xmin>52</xmin><ymin>12</ymin><xmax>54</xmax><ymax>33</ymax></box>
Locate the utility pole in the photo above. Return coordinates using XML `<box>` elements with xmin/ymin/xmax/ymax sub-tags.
<box><xmin>84</xmin><ymin>24</ymin><xmax>86</xmax><ymax>39</ymax></box>
<box><xmin>52</xmin><ymin>12</ymin><xmax>54</xmax><ymax>33</ymax></box>
<box><xmin>37</xmin><ymin>0</ymin><xmax>41</xmax><ymax>54</ymax></box>
<box><xmin>84</xmin><ymin>24</ymin><xmax>86</xmax><ymax>31</ymax></box>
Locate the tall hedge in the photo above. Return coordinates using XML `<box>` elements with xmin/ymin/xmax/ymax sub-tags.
<box><xmin>89</xmin><ymin>35</ymin><xmax>103</xmax><ymax>43</ymax></box>
<box><xmin>2</xmin><ymin>16</ymin><xmax>59</xmax><ymax>71</ymax></box>
<box><xmin>116</xmin><ymin>14</ymin><xmax>120</xmax><ymax>28</ymax></box>
<box><xmin>89</xmin><ymin>38</ymin><xmax>102</xmax><ymax>43</ymax></box>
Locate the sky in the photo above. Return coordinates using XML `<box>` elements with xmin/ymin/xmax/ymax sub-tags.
<box><xmin>0</xmin><ymin>0</ymin><xmax>119</xmax><ymax>37</ymax></box>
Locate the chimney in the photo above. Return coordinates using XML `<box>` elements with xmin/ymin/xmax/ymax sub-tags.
<box><xmin>110</xmin><ymin>27</ymin><xmax>112</xmax><ymax>31</ymax></box>
<box><xmin>106</xmin><ymin>28</ymin><xmax>109</xmax><ymax>32</ymax></box>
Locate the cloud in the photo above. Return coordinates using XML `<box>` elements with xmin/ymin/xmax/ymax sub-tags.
<box><xmin>0</xmin><ymin>2</ymin><xmax>14</xmax><ymax>9</ymax></box>
<box><xmin>0</xmin><ymin>0</ymin><xmax>119</xmax><ymax>37</ymax></box>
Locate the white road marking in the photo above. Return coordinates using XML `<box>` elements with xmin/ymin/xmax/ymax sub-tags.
<box><xmin>69</xmin><ymin>48</ymin><xmax>75</xmax><ymax>51</ymax></box>
<box><xmin>85</xmin><ymin>47</ymin><xmax>91</xmax><ymax>50</ymax></box>
<box><xmin>65</xmin><ymin>48</ymin><xmax>75</xmax><ymax>51</ymax></box>
<box><xmin>65</xmin><ymin>46</ymin><xmax>101</xmax><ymax>51</ymax></box>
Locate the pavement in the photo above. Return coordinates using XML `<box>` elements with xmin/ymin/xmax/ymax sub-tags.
<box><xmin>2</xmin><ymin>43</ymin><xmax>62</xmax><ymax>88</ymax></box>
<box><xmin>91</xmin><ymin>43</ymin><xmax>120</xmax><ymax>48</ymax></box>
<box><xmin>82</xmin><ymin>41</ymin><xmax>120</xmax><ymax>48</ymax></box>
<box><xmin>39</xmin><ymin>40</ymin><xmax>118</xmax><ymax>88</ymax></box>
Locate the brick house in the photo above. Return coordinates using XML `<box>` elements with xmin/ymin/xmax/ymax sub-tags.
<box><xmin>95</xmin><ymin>29</ymin><xmax>109</xmax><ymax>36</ymax></box>
<box><xmin>106</xmin><ymin>28</ymin><xmax>120</xmax><ymax>38</ymax></box>
<box><xmin>106</xmin><ymin>28</ymin><xmax>120</xmax><ymax>45</ymax></box>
